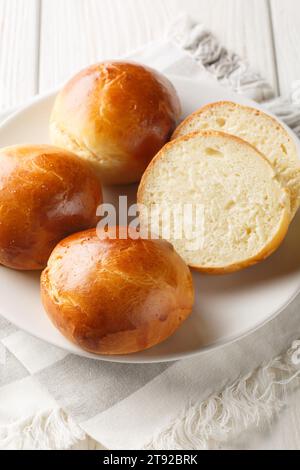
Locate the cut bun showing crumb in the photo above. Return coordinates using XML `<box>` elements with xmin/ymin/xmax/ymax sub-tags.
<box><xmin>138</xmin><ymin>131</ymin><xmax>291</xmax><ymax>274</ymax></box>
<box><xmin>172</xmin><ymin>101</ymin><xmax>300</xmax><ymax>218</ymax></box>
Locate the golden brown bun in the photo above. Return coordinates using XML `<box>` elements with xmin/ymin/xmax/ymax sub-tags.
<box><xmin>50</xmin><ymin>61</ymin><xmax>181</xmax><ymax>185</ymax></box>
<box><xmin>41</xmin><ymin>228</ymin><xmax>194</xmax><ymax>355</ymax></box>
<box><xmin>0</xmin><ymin>145</ymin><xmax>102</xmax><ymax>270</ymax></box>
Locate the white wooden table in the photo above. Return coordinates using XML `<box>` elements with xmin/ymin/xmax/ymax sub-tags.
<box><xmin>1</xmin><ymin>0</ymin><xmax>300</xmax><ymax>450</ymax></box>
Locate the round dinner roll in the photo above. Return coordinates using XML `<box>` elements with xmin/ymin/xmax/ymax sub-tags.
<box><xmin>0</xmin><ymin>145</ymin><xmax>102</xmax><ymax>270</ymax></box>
<box><xmin>50</xmin><ymin>61</ymin><xmax>181</xmax><ymax>185</ymax></box>
<box><xmin>41</xmin><ymin>227</ymin><xmax>194</xmax><ymax>355</ymax></box>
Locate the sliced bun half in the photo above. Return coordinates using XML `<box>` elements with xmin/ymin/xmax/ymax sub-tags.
<box><xmin>138</xmin><ymin>131</ymin><xmax>291</xmax><ymax>274</ymax></box>
<box><xmin>172</xmin><ymin>101</ymin><xmax>300</xmax><ymax>218</ymax></box>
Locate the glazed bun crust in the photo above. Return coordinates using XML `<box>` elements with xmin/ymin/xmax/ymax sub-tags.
<box><xmin>50</xmin><ymin>62</ymin><xmax>181</xmax><ymax>185</ymax></box>
<box><xmin>41</xmin><ymin>228</ymin><xmax>194</xmax><ymax>355</ymax></box>
<box><xmin>0</xmin><ymin>145</ymin><xmax>102</xmax><ymax>270</ymax></box>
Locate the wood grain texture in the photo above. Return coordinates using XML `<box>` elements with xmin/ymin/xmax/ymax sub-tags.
<box><xmin>39</xmin><ymin>0</ymin><xmax>170</xmax><ymax>91</ymax></box>
<box><xmin>271</xmin><ymin>0</ymin><xmax>300</xmax><ymax>95</ymax></box>
<box><xmin>0</xmin><ymin>0</ymin><xmax>40</xmax><ymax>110</ymax></box>
<box><xmin>39</xmin><ymin>0</ymin><xmax>278</xmax><ymax>93</ymax></box>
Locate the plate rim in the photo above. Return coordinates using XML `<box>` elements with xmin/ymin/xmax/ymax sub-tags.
<box><xmin>0</xmin><ymin>283</ymin><xmax>298</xmax><ymax>364</ymax></box>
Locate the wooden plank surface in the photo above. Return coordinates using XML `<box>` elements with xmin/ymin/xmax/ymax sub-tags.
<box><xmin>39</xmin><ymin>0</ymin><xmax>277</xmax><ymax>93</ymax></box>
<box><xmin>0</xmin><ymin>0</ymin><xmax>40</xmax><ymax>110</ymax></box>
<box><xmin>271</xmin><ymin>0</ymin><xmax>300</xmax><ymax>96</ymax></box>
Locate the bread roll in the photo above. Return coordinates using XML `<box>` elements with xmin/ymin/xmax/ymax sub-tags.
<box><xmin>0</xmin><ymin>145</ymin><xmax>102</xmax><ymax>270</ymax></box>
<box><xmin>41</xmin><ymin>228</ymin><xmax>194</xmax><ymax>355</ymax></box>
<box><xmin>138</xmin><ymin>131</ymin><xmax>290</xmax><ymax>274</ymax></box>
<box><xmin>50</xmin><ymin>61</ymin><xmax>181</xmax><ymax>185</ymax></box>
<box><xmin>172</xmin><ymin>101</ymin><xmax>300</xmax><ymax>218</ymax></box>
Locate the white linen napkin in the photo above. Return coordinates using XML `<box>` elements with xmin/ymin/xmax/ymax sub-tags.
<box><xmin>1</xmin><ymin>16</ymin><xmax>300</xmax><ymax>450</ymax></box>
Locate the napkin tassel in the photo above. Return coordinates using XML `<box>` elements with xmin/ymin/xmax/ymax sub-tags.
<box><xmin>0</xmin><ymin>408</ymin><xmax>86</xmax><ymax>450</ymax></box>
<box><xmin>146</xmin><ymin>341</ymin><xmax>300</xmax><ymax>450</ymax></box>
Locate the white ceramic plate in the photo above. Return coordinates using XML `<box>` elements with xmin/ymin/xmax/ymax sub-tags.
<box><xmin>0</xmin><ymin>75</ymin><xmax>300</xmax><ymax>364</ymax></box>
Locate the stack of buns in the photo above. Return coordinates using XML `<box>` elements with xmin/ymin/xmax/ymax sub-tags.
<box><xmin>0</xmin><ymin>61</ymin><xmax>299</xmax><ymax>356</ymax></box>
<box><xmin>0</xmin><ymin>62</ymin><xmax>194</xmax><ymax>355</ymax></box>
<box><xmin>139</xmin><ymin>101</ymin><xmax>300</xmax><ymax>274</ymax></box>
